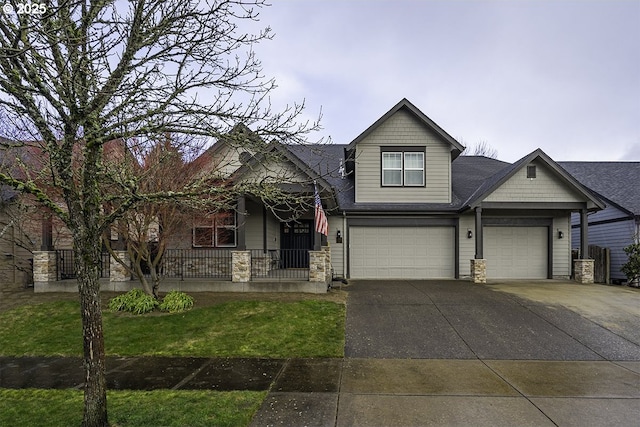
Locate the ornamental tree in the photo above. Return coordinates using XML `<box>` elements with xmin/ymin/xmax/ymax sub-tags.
<box><xmin>0</xmin><ymin>1</ymin><xmax>320</xmax><ymax>425</ymax></box>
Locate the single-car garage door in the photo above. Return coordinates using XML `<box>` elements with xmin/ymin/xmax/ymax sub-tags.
<box><xmin>484</xmin><ymin>226</ymin><xmax>548</xmax><ymax>279</ymax></box>
<box><xmin>349</xmin><ymin>226</ymin><xmax>455</xmax><ymax>279</ymax></box>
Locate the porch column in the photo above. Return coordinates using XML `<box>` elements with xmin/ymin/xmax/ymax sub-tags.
<box><xmin>41</xmin><ymin>215</ymin><xmax>54</xmax><ymax>251</ymax></box>
<box><xmin>574</xmin><ymin>208</ymin><xmax>594</xmax><ymax>283</ymax></box>
<box><xmin>237</xmin><ymin>195</ymin><xmax>246</xmax><ymax>250</ymax></box>
<box><xmin>472</xmin><ymin>207</ymin><xmax>486</xmax><ymax>283</ymax></box>
<box><xmin>474</xmin><ymin>207</ymin><xmax>483</xmax><ymax>259</ymax></box>
<box><xmin>313</xmin><ymin>230</ymin><xmax>321</xmax><ymax>251</ymax></box>
<box><xmin>580</xmin><ymin>208</ymin><xmax>588</xmax><ymax>259</ymax></box>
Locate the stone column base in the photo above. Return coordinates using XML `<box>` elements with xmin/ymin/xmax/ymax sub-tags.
<box><xmin>309</xmin><ymin>250</ymin><xmax>327</xmax><ymax>284</ymax></box>
<box><xmin>232</xmin><ymin>250</ymin><xmax>251</xmax><ymax>282</ymax></box>
<box><xmin>33</xmin><ymin>251</ymin><xmax>57</xmax><ymax>283</ymax></box>
<box><xmin>110</xmin><ymin>250</ymin><xmax>131</xmax><ymax>282</ymax></box>
<box><xmin>322</xmin><ymin>246</ymin><xmax>332</xmax><ymax>284</ymax></box>
<box><xmin>471</xmin><ymin>259</ymin><xmax>487</xmax><ymax>284</ymax></box>
<box><xmin>574</xmin><ymin>259</ymin><xmax>595</xmax><ymax>284</ymax></box>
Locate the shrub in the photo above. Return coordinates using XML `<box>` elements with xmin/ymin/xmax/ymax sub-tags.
<box><xmin>159</xmin><ymin>291</ymin><xmax>195</xmax><ymax>313</ymax></box>
<box><xmin>621</xmin><ymin>242</ymin><xmax>640</xmax><ymax>286</ymax></box>
<box><xmin>109</xmin><ymin>289</ymin><xmax>159</xmax><ymax>315</ymax></box>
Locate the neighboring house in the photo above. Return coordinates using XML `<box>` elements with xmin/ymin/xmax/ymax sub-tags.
<box><xmin>7</xmin><ymin>99</ymin><xmax>609</xmax><ymax>288</ymax></box>
<box><xmin>558</xmin><ymin>162</ymin><xmax>640</xmax><ymax>283</ymax></box>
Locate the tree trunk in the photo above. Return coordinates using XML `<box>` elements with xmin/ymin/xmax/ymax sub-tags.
<box><xmin>75</xmin><ymin>233</ymin><xmax>108</xmax><ymax>427</ymax></box>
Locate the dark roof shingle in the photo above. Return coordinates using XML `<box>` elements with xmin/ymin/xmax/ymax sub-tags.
<box><xmin>559</xmin><ymin>162</ymin><xmax>640</xmax><ymax>215</ymax></box>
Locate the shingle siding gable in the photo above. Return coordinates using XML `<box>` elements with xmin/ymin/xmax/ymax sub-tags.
<box><xmin>484</xmin><ymin>159</ymin><xmax>584</xmax><ymax>203</ymax></box>
<box><xmin>355</xmin><ymin>109</ymin><xmax>451</xmax><ymax>203</ymax></box>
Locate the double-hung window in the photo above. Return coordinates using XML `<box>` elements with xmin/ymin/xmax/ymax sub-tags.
<box><xmin>193</xmin><ymin>211</ymin><xmax>237</xmax><ymax>248</ymax></box>
<box><xmin>381</xmin><ymin>148</ymin><xmax>425</xmax><ymax>187</ymax></box>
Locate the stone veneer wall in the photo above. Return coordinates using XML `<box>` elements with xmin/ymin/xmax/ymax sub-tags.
<box><xmin>470</xmin><ymin>259</ymin><xmax>487</xmax><ymax>284</ymax></box>
<box><xmin>574</xmin><ymin>259</ymin><xmax>594</xmax><ymax>284</ymax></box>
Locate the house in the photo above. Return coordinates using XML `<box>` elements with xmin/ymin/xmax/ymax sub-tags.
<box><xmin>558</xmin><ymin>162</ymin><xmax>640</xmax><ymax>283</ymax></box>
<box><xmin>284</xmin><ymin>98</ymin><xmax>604</xmax><ymax>282</ymax></box>
<box><xmin>16</xmin><ymin>98</ymin><xmax>608</xmax><ymax>291</ymax></box>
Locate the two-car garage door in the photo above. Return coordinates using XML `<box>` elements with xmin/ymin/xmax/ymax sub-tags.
<box><xmin>349</xmin><ymin>225</ymin><xmax>549</xmax><ymax>280</ymax></box>
<box><xmin>349</xmin><ymin>226</ymin><xmax>455</xmax><ymax>279</ymax></box>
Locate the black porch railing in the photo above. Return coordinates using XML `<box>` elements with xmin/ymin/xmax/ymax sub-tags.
<box><xmin>250</xmin><ymin>249</ymin><xmax>310</xmax><ymax>280</ymax></box>
<box><xmin>56</xmin><ymin>250</ymin><xmax>110</xmax><ymax>280</ymax></box>
<box><xmin>162</xmin><ymin>249</ymin><xmax>232</xmax><ymax>280</ymax></box>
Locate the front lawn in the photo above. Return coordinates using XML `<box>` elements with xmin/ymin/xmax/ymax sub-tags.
<box><xmin>0</xmin><ymin>294</ymin><xmax>345</xmax><ymax>426</ymax></box>
<box><xmin>0</xmin><ymin>389</ymin><xmax>265</xmax><ymax>427</ymax></box>
<box><xmin>0</xmin><ymin>298</ymin><xmax>345</xmax><ymax>358</ymax></box>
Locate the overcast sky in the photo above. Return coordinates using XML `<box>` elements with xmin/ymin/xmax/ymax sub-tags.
<box><xmin>253</xmin><ymin>0</ymin><xmax>639</xmax><ymax>162</ymax></box>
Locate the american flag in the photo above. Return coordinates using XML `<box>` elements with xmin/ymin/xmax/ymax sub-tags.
<box><xmin>314</xmin><ymin>183</ymin><xmax>328</xmax><ymax>236</ymax></box>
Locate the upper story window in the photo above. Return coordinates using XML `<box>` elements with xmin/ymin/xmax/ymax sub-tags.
<box><xmin>381</xmin><ymin>147</ymin><xmax>425</xmax><ymax>187</ymax></box>
<box><xmin>193</xmin><ymin>211</ymin><xmax>236</xmax><ymax>248</ymax></box>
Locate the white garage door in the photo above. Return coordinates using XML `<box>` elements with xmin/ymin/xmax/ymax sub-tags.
<box><xmin>484</xmin><ymin>226</ymin><xmax>548</xmax><ymax>279</ymax></box>
<box><xmin>349</xmin><ymin>226</ymin><xmax>455</xmax><ymax>279</ymax></box>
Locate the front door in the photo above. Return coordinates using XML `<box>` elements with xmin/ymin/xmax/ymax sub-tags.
<box><xmin>280</xmin><ymin>221</ymin><xmax>313</xmax><ymax>268</ymax></box>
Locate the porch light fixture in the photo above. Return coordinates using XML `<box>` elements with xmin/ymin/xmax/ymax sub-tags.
<box><xmin>467</xmin><ymin>229</ymin><xmax>473</xmax><ymax>239</ymax></box>
<box><xmin>557</xmin><ymin>229</ymin><xmax>564</xmax><ymax>239</ymax></box>
<box><xmin>336</xmin><ymin>230</ymin><xmax>343</xmax><ymax>244</ymax></box>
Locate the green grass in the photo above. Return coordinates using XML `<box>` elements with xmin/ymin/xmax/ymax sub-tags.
<box><xmin>0</xmin><ymin>389</ymin><xmax>265</xmax><ymax>427</ymax></box>
<box><xmin>0</xmin><ymin>299</ymin><xmax>345</xmax><ymax>357</ymax></box>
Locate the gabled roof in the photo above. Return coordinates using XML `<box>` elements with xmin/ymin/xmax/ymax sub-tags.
<box><xmin>559</xmin><ymin>161</ymin><xmax>640</xmax><ymax>216</ymax></box>
<box><xmin>231</xmin><ymin>141</ymin><xmax>336</xmax><ymax>199</ymax></box>
<box><xmin>461</xmin><ymin>149</ymin><xmax>605</xmax><ymax>211</ymax></box>
<box><xmin>346</xmin><ymin>98</ymin><xmax>465</xmax><ymax>159</ymax></box>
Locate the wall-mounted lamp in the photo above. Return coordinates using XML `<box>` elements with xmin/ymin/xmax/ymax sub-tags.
<box><xmin>557</xmin><ymin>229</ymin><xmax>564</xmax><ymax>239</ymax></box>
<box><xmin>336</xmin><ymin>229</ymin><xmax>343</xmax><ymax>244</ymax></box>
<box><xmin>467</xmin><ymin>229</ymin><xmax>473</xmax><ymax>239</ymax></box>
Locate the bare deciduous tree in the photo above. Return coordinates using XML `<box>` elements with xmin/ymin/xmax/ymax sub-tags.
<box><xmin>462</xmin><ymin>140</ymin><xmax>499</xmax><ymax>159</ymax></box>
<box><xmin>0</xmin><ymin>1</ymin><xmax>321</xmax><ymax>425</ymax></box>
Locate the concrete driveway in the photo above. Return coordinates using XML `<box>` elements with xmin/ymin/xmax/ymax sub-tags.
<box><xmin>345</xmin><ymin>280</ymin><xmax>640</xmax><ymax>360</ymax></box>
<box><xmin>253</xmin><ymin>280</ymin><xmax>640</xmax><ymax>426</ymax></box>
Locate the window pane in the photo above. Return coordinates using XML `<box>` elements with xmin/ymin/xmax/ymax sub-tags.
<box><xmin>383</xmin><ymin>170</ymin><xmax>402</xmax><ymax>186</ymax></box>
<box><xmin>216</xmin><ymin>211</ymin><xmax>236</xmax><ymax>226</ymax></box>
<box><xmin>404</xmin><ymin>152</ymin><xmax>424</xmax><ymax>169</ymax></box>
<box><xmin>194</xmin><ymin>227</ymin><xmax>213</xmax><ymax>247</ymax></box>
<box><xmin>216</xmin><ymin>227</ymin><xmax>236</xmax><ymax>247</ymax></box>
<box><xmin>404</xmin><ymin>170</ymin><xmax>424</xmax><ymax>186</ymax></box>
<box><xmin>382</xmin><ymin>152</ymin><xmax>402</xmax><ymax>169</ymax></box>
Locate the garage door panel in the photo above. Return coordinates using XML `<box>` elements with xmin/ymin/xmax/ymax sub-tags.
<box><xmin>349</xmin><ymin>226</ymin><xmax>454</xmax><ymax>279</ymax></box>
<box><xmin>485</xmin><ymin>226</ymin><xmax>547</xmax><ymax>279</ymax></box>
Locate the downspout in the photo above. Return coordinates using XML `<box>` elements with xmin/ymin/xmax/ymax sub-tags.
<box><xmin>342</xmin><ymin>211</ymin><xmax>347</xmax><ymax>279</ymax></box>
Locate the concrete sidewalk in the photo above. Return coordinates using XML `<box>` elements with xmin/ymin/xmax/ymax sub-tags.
<box><xmin>3</xmin><ymin>355</ymin><xmax>638</xmax><ymax>426</ymax></box>
<box><xmin>251</xmin><ymin>358</ymin><xmax>640</xmax><ymax>427</ymax></box>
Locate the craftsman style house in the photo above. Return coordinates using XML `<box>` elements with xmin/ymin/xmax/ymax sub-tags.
<box><xmin>7</xmin><ymin>98</ymin><xmax>607</xmax><ymax>290</ymax></box>
<box><xmin>314</xmin><ymin>99</ymin><xmax>604</xmax><ymax>282</ymax></box>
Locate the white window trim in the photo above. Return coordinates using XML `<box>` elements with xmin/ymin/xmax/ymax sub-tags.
<box><xmin>381</xmin><ymin>150</ymin><xmax>425</xmax><ymax>187</ymax></box>
<box><xmin>403</xmin><ymin>152</ymin><xmax>425</xmax><ymax>187</ymax></box>
<box><xmin>382</xmin><ymin>152</ymin><xmax>403</xmax><ymax>186</ymax></box>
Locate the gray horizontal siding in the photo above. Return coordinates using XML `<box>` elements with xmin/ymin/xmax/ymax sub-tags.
<box><xmin>486</xmin><ymin>160</ymin><xmax>583</xmax><ymax>203</ymax></box>
<box><xmin>355</xmin><ymin>109</ymin><xmax>451</xmax><ymax>203</ymax></box>
<box><xmin>571</xmin><ymin>213</ymin><xmax>636</xmax><ymax>280</ymax></box>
